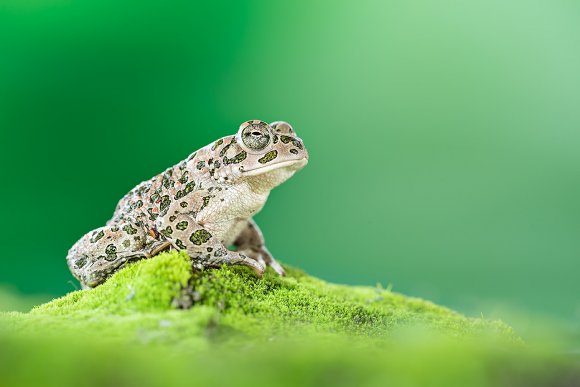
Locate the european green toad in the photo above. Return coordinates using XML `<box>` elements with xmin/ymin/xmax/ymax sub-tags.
<box><xmin>67</xmin><ymin>120</ymin><xmax>308</xmax><ymax>288</ymax></box>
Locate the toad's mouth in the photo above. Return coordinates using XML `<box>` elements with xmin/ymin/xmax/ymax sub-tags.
<box><xmin>240</xmin><ymin>158</ymin><xmax>308</xmax><ymax>177</ymax></box>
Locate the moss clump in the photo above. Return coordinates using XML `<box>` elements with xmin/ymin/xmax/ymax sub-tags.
<box><xmin>39</xmin><ymin>251</ymin><xmax>192</xmax><ymax>314</ymax></box>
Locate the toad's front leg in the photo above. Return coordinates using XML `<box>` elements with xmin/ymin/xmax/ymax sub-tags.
<box><xmin>233</xmin><ymin>219</ymin><xmax>286</xmax><ymax>276</ymax></box>
<box><xmin>157</xmin><ymin>214</ymin><xmax>265</xmax><ymax>275</ymax></box>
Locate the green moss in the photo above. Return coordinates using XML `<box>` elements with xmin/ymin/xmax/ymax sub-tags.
<box><xmin>2</xmin><ymin>251</ymin><xmax>577</xmax><ymax>386</ymax></box>
<box><xmin>1</xmin><ymin>250</ymin><xmax>516</xmax><ymax>346</ymax></box>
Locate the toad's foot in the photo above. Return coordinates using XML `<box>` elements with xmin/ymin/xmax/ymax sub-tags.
<box><xmin>236</xmin><ymin>246</ymin><xmax>286</xmax><ymax>277</ymax></box>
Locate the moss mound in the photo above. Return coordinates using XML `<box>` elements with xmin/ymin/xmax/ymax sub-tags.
<box><xmin>1</xmin><ymin>251</ymin><xmax>577</xmax><ymax>387</ymax></box>
<box><xmin>4</xmin><ymin>251</ymin><xmax>515</xmax><ymax>346</ymax></box>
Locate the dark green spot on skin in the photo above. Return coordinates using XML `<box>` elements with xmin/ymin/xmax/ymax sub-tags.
<box><xmin>259</xmin><ymin>150</ymin><xmax>278</xmax><ymax>164</ymax></box>
<box><xmin>272</xmin><ymin>134</ymin><xmax>279</xmax><ymax>144</ymax></box>
<box><xmin>190</xmin><ymin>229</ymin><xmax>212</xmax><ymax>246</ymax></box>
<box><xmin>185</xmin><ymin>182</ymin><xmax>195</xmax><ymax>194</ymax></box>
<box><xmin>211</xmin><ymin>139</ymin><xmax>224</xmax><ymax>151</ymax></box>
<box><xmin>290</xmin><ymin>149</ymin><xmax>299</xmax><ymax>155</ymax></box>
<box><xmin>200</xmin><ymin>196</ymin><xmax>211</xmax><ymax>211</ymax></box>
<box><xmin>136</xmin><ymin>200</ymin><xmax>143</xmax><ymax>208</ymax></box>
<box><xmin>105</xmin><ymin>244</ymin><xmax>116</xmax><ymax>255</ymax></box>
<box><xmin>292</xmin><ymin>140</ymin><xmax>303</xmax><ymax>149</ymax></box>
<box><xmin>196</xmin><ymin>161</ymin><xmax>205</xmax><ymax>170</ymax></box>
<box><xmin>206</xmin><ymin>247</ymin><xmax>213</xmax><ymax>252</ymax></box>
<box><xmin>160</xmin><ymin>226</ymin><xmax>173</xmax><ymax>238</ymax></box>
<box><xmin>219</xmin><ymin>138</ymin><xmax>236</xmax><ymax>157</ymax></box>
<box><xmin>122</xmin><ymin>224</ymin><xmax>138</xmax><ymax>235</ymax></box>
<box><xmin>180</xmin><ymin>202</ymin><xmax>188</xmax><ymax>208</ymax></box>
<box><xmin>163</xmin><ymin>174</ymin><xmax>172</xmax><ymax>189</ymax></box>
<box><xmin>169</xmin><ymin>216</ymin><xmax>177</xmax><ymax>222</ymax></box>
<box><xmin>122</xmin><ymin>240</ymin><xmax>131</xmax><ymax>248</ymax></box>
<box><xmin>150</xmin><ymin>192</ymin><xmax>160</xmax><ymax>203</ymax></box>
<box><xmin>214</xmin><ymin>160</ymin><xmax>221</xmax><ymax>169</ymax></box>
<box><xmin>280</xmin><ymin>135</ymin><xmax>292</xmax><ymax>144</ymax></box>
<box><xmin>74</xmin><ymin>257</ymin><xmax>87</xmax><ymax>269</ymax></box>
<box><xmin>147</xmin><ymin>208</ymin><xmax>158</xmax><ymax>221</ymax></box>
<box><xmin>175</xmin><ymin>190</ymin><xmax>185</xmax><ymax>199</ymax></box>
<box><xmin>90</xmin><ymin>230</ymin><xmax>105</xmax><ymax>243</ymax></box>
<box><xmin>111</xmin><ymin>226</ymin><xmax>119</xmax><ymax>232</ymax></box>
<box><xmin>224</xmin><ymin>151</ymin><xmax>247</xmax><ymax>165</ymax></box>
<box><xmin>187</xmin><ymin>152</ymin><xmax>197</xmax><ymax>161</ymax></box>
<box><xmin>160</xmin><ymin>195</ymin><xmax>171</xmax><ymax>215</ymax></box>
<box><xmin>175</xmin><ymin>239</ymin><xmax>186</xmax><ymax>250</ymax></box>
<box><xmin>176</xmin><ymin>221</ymin><xmax>189</xmax><ymax>231</ymax></box>
<box><xmin>105</xmin><ymin>244</ymin><xmax>117</xmax><ymax>261</ymax></box>
<box><xmin>178</xmin><ymin>171</ymin><xmax>189</xmax><ymax>184</ymax></box>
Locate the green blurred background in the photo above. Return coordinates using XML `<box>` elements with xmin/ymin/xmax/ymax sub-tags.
<box><xmin>0</xmin><ymin>0</ymin><xmax>578</xmax><ymax>329</ymax></box>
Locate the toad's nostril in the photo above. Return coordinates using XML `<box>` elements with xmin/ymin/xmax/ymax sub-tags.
<box><xmin>252</xmin><ymin>131</ymin><xmax>262</xmax><ymax>136</ymax></box>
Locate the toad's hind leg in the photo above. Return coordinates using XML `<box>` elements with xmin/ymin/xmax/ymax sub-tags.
<box><xmin>67</xmin><ymin>222</ymin><xmax>161</xmax><ymax>288</ymax></box>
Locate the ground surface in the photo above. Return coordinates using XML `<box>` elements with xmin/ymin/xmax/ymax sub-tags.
<box><xmin>0</xmin><ymin>251</ymin><xmax>577</xmax><ymax>387</ymax></box>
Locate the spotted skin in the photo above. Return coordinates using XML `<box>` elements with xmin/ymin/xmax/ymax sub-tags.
<box><xmin>67</xmin><ymin>120</ymin><xmax>309</xmax><ymax>288</ymax></box>
<box><xmin>259</xmin><ymin>150</ymin><xmax>278</xmax><ymax>164</ymax></box>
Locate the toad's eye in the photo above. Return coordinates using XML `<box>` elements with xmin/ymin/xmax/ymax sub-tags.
<box><xmin>240</xmin><ymin>121</ymin><xmax>271</xmax><ymax>151</ymax></box>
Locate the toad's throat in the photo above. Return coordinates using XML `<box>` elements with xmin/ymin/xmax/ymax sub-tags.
<box><xmin>241</xmin><ymin>158</ymin><xmax>308</xmax><ymax>177</ymax></box>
